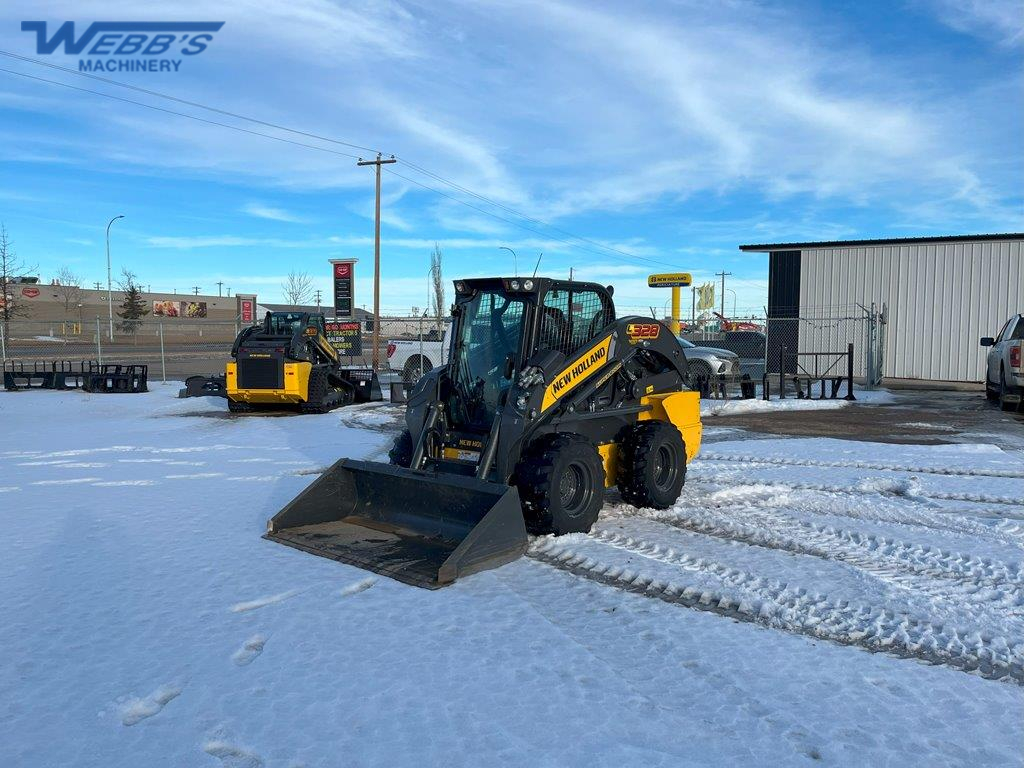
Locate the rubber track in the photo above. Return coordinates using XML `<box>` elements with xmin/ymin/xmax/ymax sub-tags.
<box><xmin>700</xmin><ymin>451</ymin><xmax>1024</xmax><ymax>479</ymax></box>
<box><xmin>528</xmin><ymin>533</ymin><xmax>1024</xmax><ymax>684</ymax></box>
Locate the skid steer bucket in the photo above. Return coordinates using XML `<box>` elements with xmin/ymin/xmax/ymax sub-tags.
<box><xmin>265</xmin><ymin>459</ymin><xmax>528</xmax><ymax>588</ymax></box>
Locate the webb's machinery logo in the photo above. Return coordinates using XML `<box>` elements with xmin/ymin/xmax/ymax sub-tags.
<box><xmin>21</xmin><ymin>21</ymin><xmax>225</xmax><ymax>72</ymax></box>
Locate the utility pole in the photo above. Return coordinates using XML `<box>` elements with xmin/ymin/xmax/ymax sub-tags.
<box><xmin>105</xmin><ymin>214</ymin><xmax>124</xmax><ymax>341</ymax></box>
<box><xmin>226</xmin><ymin>287</ymin><xmax>231</xmax><ymax>297</ymax></box>
<box><xmin>216</xmin><ymin>281</ymin><xmax>223</xmax><ymax>297</ymax></box>
<box><xmin>93</xmin><ymin>281</ymin><xmax>102</xmax><ymax>290</ymax></box>
<box><xmin>357</xmin><ymin>152</ymin><xmax>396</xmax><ymax>371</ymax></box>
<box><xmin>192</xmin><ymin>286</ymin><xmax>201</xmax><ymax>295</ymax></box>
<box><xmin>314</xmin><ymin>289</ymin><xmax>322</xmax><ymax>312</ymax></box>
<box><xmin>715</xmin><ymin>271</ymin><xmax>732</xmax><ymax>319</ymax></box>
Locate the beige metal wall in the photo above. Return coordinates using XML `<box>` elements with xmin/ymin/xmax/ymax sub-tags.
<box><xmin>799</xmin><ymin>238</ymin><xmax>1023</xmax><ymax>382</ymax></box>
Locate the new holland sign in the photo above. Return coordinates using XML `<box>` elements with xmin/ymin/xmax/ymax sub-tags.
<box><xmin>648</xmin><ymin>273</ymin><xmax>692</xmax><ymax>288</ymax></box>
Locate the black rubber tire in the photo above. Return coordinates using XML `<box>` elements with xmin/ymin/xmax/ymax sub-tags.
<box><xmin>227</xmin><ymin>399</ymin><xmax>252</xmax><ymax>414</ymax></box>
<box><xmin>403</xmin><ymin>357</ymin><xmax>432</xmax><ymax>387</ymax></box>
<box><xmin>300</xmin><ymin>369</ymin><xmax>330</xmax><ymax>414</ymax></box>
<box><xmin>389</xmin><ymin>429</ymin><xmax>413</xmax><ymax>467</ymax></box>
<box><xmin>617</xmin><ymin>420</ymin><xmax>687</xmax><ymax>509</ymax></box>
<box><xmin>999</xmin><ymin>368</ymin><xmax>1016</xmax><ymax>412</ymax></box>
<box><xmin>516</xmin><ymin>434</ymin><xmax>605</xmax><ymax>536</ymax></box>
<box><xmin>985</xmin><ymin>376</ymin><xmax>999</xmax><ymax>402</ymax></box>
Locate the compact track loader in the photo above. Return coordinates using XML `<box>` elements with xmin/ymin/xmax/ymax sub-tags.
<box><xmin>226</xmin><ymin>311</ymin><xmax>381</xmax><ymax>413</ymax></box>
<box><xmin>267</xmin><ymin>278</ymin><xmax>702</xmax><ymax>587</ymax></box>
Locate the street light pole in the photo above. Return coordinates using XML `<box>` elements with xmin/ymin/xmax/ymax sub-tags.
<box><xmin>105</xmin><ymin>215</ymin><xmax>124</xmax><ymax>341</ymax></box>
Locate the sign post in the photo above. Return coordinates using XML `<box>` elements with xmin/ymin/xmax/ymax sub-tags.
<box><xmin>647</xmin><ymin>273</ymin><xmax>692</xmax><ymax>335</ymax></box>
<box><xmin>329</xmin><ymin>259</ymin><xmax>358</xmax><ymax>319</ymax></box>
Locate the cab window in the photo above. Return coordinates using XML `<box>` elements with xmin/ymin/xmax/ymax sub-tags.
<box><xmin>540</xmin><ymin>288</ymin><xmax>613</xmax><ymax>356</ymax></box>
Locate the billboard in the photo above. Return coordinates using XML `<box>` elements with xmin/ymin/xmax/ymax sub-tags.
<box><xmin>153</xmin><ymin>301</ymin><xmax>208</xmax><ymax>318</ymax></box>
<box><xmin>325</xmin><ymin>320</ymin><xmax>362</xmax><ymax>356</ymax></box>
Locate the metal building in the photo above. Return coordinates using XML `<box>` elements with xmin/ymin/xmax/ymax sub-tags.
<box><xmin>741</xmin><ymin>234</ymin><xmax>1024</xmax><ymax>384</ymax></box>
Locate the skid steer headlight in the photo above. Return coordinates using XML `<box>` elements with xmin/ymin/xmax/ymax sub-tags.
<box><xmin>510</xmin><ymin>279</ymin><xmax>521</xmax><ymax>290</ymax></box>
<box><xmin>523</xmin><ymin>279</ymin><xmax>534</xmax><ymax>290</ymax></box>
<box><xmin>454</xmin><ymin>281</ymin><xmax>466</xmax><ymax>293</ymax></box>
<box><xmin>515</xmin><ymin>393</ymin><xmax>529</xmax><ymax>410</ymax></box>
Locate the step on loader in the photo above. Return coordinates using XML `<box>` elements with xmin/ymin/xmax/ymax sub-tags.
<box><xmin>267</xmin><ymin>278</ymin><xmax>702</xmax><ymax>587</ymax></box>
<box><xmin>226</xmin><ymin>311</ymin><xmax>381</xmax><ymax>413</ymax></box>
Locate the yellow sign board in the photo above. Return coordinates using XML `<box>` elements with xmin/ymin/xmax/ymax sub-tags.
<box><xmin>648</xmin><ymin>272</ymin><xmax>692</xmax><ymax>288</ymax></box>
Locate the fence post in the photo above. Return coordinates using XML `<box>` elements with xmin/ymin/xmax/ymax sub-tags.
<box><xmin>0</xmin><ymin>320</ymin><xmax>6</xmax><ymax>365</ymax></box>
<box><xmin>418</xmin><ymin>314</ymin><xmax>424</xmax><ymax>382</ymax></box>
<box><xmin>159</xmin><ymin>322</ymin><xmax>167</xmax><ymax>383</ymax></box>
<box><xmin>778</xmin><ymin>345</ymin><xmax>786</xmax><ymax>399</ymax></box>
<box><xmin>95</xmin><ymin>316</ymin><xmax>103</xmax><ymax>365</ymax></box>
<box><xmin>845</xmin><ymin>342</ymin><xmax>856</xmax><ymax>400</ymax></box>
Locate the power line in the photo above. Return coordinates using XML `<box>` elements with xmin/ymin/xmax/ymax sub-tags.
<box><xmin>0</xmin><ymin>66</ymin><xmax>362</xmax><ymax>160</ymax></box>
<box><xmin>0</xmin><ymin>53</ymin><xmax>675</xmax><ymax>269</ymax></box>
<box><xmin>0</xmin><ymin>49</ymin><xmax>382</xmax><ymax>155</ymax></box>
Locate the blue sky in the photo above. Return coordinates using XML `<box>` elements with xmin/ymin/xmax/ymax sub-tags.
<box><xmin>0</xmin><ymin>0</ymin><xmax>1021</xmax><ymax>316</ymax></box>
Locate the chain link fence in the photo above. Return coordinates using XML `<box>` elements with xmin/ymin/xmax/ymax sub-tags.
<box><xmin>2</xmin><ymin>304</ymin><xmax>888</xmax><ymax>392</ymax></box>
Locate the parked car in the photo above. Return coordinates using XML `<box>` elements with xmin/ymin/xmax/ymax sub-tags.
<box><xmin>981</xmin><ymin>314</ymin><xmax>1023</xmax><ymax>411</ymax></box>
<box><xmin>677</xmin><ymin>337</ymin><xmax>740</xmax><ymax>383</ymax></box>
<box><xmin>387</xmin><ymin>324</ymin><xmax>451</xmax><ymax>385</ymax></box>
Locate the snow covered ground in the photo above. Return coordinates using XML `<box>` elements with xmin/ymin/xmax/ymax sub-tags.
<box><xmin>1</xmin><ymin>386</ymin><xmax>1022</xmax><ymax>767</ymax></box>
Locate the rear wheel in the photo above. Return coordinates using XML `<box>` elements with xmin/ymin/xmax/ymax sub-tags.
<box><xmin>388</xmin><ymin>429</ymin><xmax>413</xmax><ymax>467</ymax></box>
<box><xmin>516</xmin><ymin>434</ymin><xmax>605</xmax><ymax>535</ymax></box>
<box><xmin>617</xmin><ymin>420</ymin><xmax>686</xmax><ymax>509</ymax></box>
<box><xmin>1000</xmin><ymin>368</ymin><xmax>1017</xmax><ymax>412</ymax></box>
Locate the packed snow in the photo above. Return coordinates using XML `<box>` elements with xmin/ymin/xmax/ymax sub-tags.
<box><xmin>1</xmin><ymin>386</ymin><xmax>1022</xmax><ymax>767</ymax></box>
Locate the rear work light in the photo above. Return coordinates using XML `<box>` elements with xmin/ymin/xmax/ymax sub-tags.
<box><xmin>1011</xmin><ymin>344</ymin><xmax>1021</xmax><ymax>371</ymax></box>
<box><xmin>387</xmin><ymin>343</ymin><xmax>396</xmax><ymax>358</ymax></box>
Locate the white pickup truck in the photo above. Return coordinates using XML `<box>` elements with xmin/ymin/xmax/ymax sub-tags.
<box><xmin>387</xmin><ymin>324</ymin><xmax>451</xmax><ymax>385</ymax></box>
<box><xmin>982</xmin><ymin>313</ymin><xmax>1023</xmax><ymax>412</ymax></box>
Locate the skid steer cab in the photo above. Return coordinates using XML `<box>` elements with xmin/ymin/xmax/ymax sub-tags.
<box><xmin>267</xmin><ymin>278</ymin><xmax>702</xmax><ymax>587</ymax></box>
<box><xmin>226</xmin><ymin>311</ymin><xmax>381</xmax><ymax>414</ymax></box>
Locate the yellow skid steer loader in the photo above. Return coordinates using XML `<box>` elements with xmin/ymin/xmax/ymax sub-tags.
<box><xmin>267</xmin><ymin>278</ymin><xmax>701</xmax><ymax>586</ymax></box>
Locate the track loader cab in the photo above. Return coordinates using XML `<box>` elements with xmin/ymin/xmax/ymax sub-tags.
<box><xmin>267</xmin><ymin>277</ymin><xmax>702</xmax><ymax>588</ymax></box>
<box><xmin>226</xmin><ymin>311</ymin><xmax>381</xmax><ymax>413</ymax></box>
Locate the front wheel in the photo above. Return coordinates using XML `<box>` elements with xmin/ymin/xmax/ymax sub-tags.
<box><xmin>516</xmin><ymin>434</ymin><xmax>605</xmax><ymax>536</ymax></box>
<box><xmin>617</xmin><ymin>420</ymin><xmax>687</xmax><ymax>509</ymax></box>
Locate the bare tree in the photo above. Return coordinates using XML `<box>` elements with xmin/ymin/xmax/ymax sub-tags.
<box><xmin>430</xmin><ymin>243</ymin><xmax>445</xmax><ymax>334</ymax></box>
<box><xmin>54</xmin><ymin>266</ymin><xmax>83</xmax><ymax>322</ymax></box>
<box><xmin>0</xmin><ymin>224</ymin><xmax>36</xmax><ymax>346</ymax></box>
<box><xmin>282</xmin><ymin>270</ymin><xmax>313</xmax><ymax>306</ymax></box>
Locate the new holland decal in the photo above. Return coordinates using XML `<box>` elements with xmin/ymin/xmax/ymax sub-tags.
<box><xmin>541</xmin><ymin>336</ymin><xmax>613</xmax><ymax>410</ymax></box>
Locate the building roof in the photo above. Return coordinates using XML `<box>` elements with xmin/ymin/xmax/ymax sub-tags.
<box><xmin>739</xmin><ymin>234</ymin><xmax>1024</xmax><ymax>252</ymax></box>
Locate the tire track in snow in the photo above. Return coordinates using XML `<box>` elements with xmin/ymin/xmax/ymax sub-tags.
<box><xmin>528</xmin><ymin>534</ymin><xmax>1024</xmax><ymax>684</ymax></box>
<box><xmin>689</xmin><ymin>473</ymin><xmax>1024</xmax><ymax>514</ymax></box>
<box><xmin>700</xmin><ymin>452</ymin><xmax>1024</xmax><ymax>479</ymax></box>
<box><xmin>639</xmin><ymin>508</ymin><xmax>1024</xmax><ymax>594</ymax></box>
<box><xmin>680</xmin><ymin>480</ymin><xmax>1023</xmax><ymax>545</ymax></box>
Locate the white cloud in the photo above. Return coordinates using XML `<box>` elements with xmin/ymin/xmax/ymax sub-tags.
<box><xmin>923</xmin><ymin>0</ymin><xmax>1024</xmax><ymax>45</ymax></box>
<box><xmin>241</xmin><ymin>203</ymin><xmax>306</xmax><ymax>223</ymax></box>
